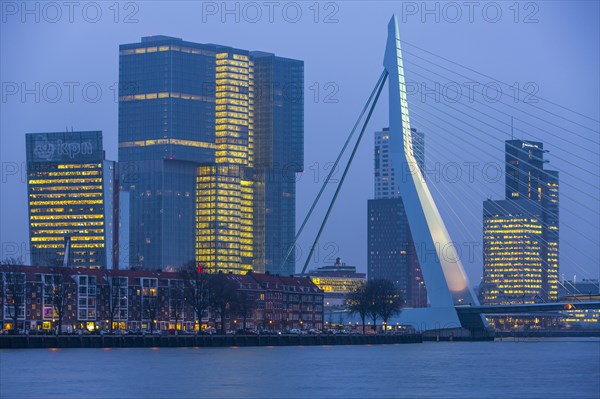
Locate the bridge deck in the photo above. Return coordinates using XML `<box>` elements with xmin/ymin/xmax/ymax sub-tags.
<box><xmin>455</xmin><ymin>302</ymin><xmax>600</xmax><ymax>314</ymax></box>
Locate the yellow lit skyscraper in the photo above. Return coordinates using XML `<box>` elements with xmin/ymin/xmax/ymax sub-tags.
<box><xmin>482</xmin><ymin>140</ymin><xmax>559</xmax><ymax>304</ymax></box>
<box><xmin>483</xmin><ymin>200</ymin><xmax>544</xmax><ymax>304</ymax></box>
<box><xmin>26</xmin><ymin>131</ymin><xmax>116</xmax><ymax>269</ymax></box>
<box><xmin>196</xmin><ymin>51</ymin><xmax>255</xmax><ymax>273</ymax></box>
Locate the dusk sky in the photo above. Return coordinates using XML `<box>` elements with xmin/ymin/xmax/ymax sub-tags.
<box><xmin>1</xmin><ymin>1</ymin><xmax>598</xmax><ymax>285</ymax></box>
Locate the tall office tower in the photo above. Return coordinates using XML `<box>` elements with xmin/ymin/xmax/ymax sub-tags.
<box><xmin>119</xmin><ymin>36</ymin><xmax>216</xmax><ymax>270</ymax></box>
<box><xmin>368</xmin><ymin>127</ymin><xmax>427</xmax><ymax>307</ymax></box>
<box><xmin>251</xmin><ymin>52</ymin><xmax>304</xmax><ymax>276</ymax></box>
<box><xmin>196</xmin><ymin>48</ymin><xmax>255</xmax><ymax>274</ymax></box>
<box><xmin>26</xmin><ymin>131</ymin><xmax>117</xmax><ymax>269</ymax></box>
<box><xmin>482</xmin><ymin>140</ymin><xmax>559</xmax><ymax>304</ymax></box>
<box><xmin>119</xmin><ymin>36</ymin><xmax>303</xmax><ymax>273</ymax></box>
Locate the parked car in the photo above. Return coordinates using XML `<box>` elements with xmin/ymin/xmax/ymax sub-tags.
<box><xmin>289</xmin><ymin>329</ymin><xmax>304</xmax><ymax>335</ymax></box>
<box><xmin>235</xmin><ymin>329</ymin><xmax>258</xmax><ymax>335</ymax></box>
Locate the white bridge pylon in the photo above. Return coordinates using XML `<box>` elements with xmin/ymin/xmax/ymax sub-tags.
<box><xmin>384</xmin><ymin>15</ymin><xmax>484</xmax><ymax>331</ymax></box>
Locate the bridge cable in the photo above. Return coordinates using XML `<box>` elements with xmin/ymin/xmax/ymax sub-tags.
<box><xmin>401</xmin><ymin>40</ymin><xmax>600</xmax><ymax>128</ymax></box>
<box><xmin>280</xmin><ymin>70</ymin><xmax>388</xmax><ymax>272</ymax></box>
<box><xmin>300</xmin><ymin>70</ymin><xmax>388</xmax><ymax>274</ymax></box>
<box><xmin>402</xmin><ymin>64</ymin><xmax>600</xmax><ymax>169</ymax></box>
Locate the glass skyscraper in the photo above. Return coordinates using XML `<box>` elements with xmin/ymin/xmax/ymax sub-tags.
<box><xmin>252</xmin><ymin>52</ymin><xmax>304</xmax><ymax>276</ymax></box>
<box><xmin>118</xmin><ymin>36</ymin><xmax>303</xmax><ymax>273</ymax></box>
<box><xmin>367</xmin><ymin>127</ymin><xmax>427</xmax><ymax>307</ymax></box>
<box><xmin>482</xmin><ymin>140</ymin><xmax>559</xmax><ymax>304</ymax></box>
<box><xmin>26</xmin><ymin>131</ymin><xmax>116</xmax><ymax>269</ymax></box>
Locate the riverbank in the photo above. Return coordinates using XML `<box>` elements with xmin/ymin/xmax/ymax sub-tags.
<box><xmin>495</xmin><ymin>330</ymin><xmax>600</xmax><ymax>338</ymax></box>
<box><xmin>0</xmin><ymin>333</ymin><xmax>423</xmax><ymax>349</ymax></box>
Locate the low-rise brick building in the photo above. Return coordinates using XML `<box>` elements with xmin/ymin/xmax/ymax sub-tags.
<box><xmin>0</xmin><ymin>265</ymin><xmax>323</xmax><ymax>333</ymax></box>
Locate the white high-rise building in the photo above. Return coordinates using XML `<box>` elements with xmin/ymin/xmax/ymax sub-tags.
<box><xmin>374</xmin><ymin>127</ymin><xmax>424</xmax><ymax>199</ymax></box>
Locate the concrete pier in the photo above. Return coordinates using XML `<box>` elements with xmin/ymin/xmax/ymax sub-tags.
<box><xmin>0</xmin><ymin>334</ymin><xmax>423</xmax><ymax>349</ymax></box>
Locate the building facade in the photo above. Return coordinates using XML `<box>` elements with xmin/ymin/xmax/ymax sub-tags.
<box><xmin>306</xmin><ymin>258</ymin><xmax>366</xmax><ymax>310</ymax></box>
<box><xmin>252</xmin><ymin>52</ymin><xmax>304</xmax><ymax>276</ymax></box>
<box><xmin>482</xmin><ymin>140</ymin><xmax>559</xmax><ymax>305</ymax></box>
<box><xmin>367</xmin><ymin>127</ymin><xmax>427</xmax><ymax>307</ymax></box>
<box><xmin>26</xmin><ymin>131</ymin><xmax>117</xmax><ymax>269</ymax></box>
<box><xmin>118</xmin><ymin>36</ymin><xmax>303</xmax><ymax>273</ymax></box>
<box><xmin>0</xmin><ymin>265</ymin><xmax>323</xmax><ymax>333</ymax></box>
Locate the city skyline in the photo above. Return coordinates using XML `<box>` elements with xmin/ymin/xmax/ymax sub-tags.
<box><xmin>0</xmin><ymin>6</ymin><xmax>599</xmax><ymax>399</ymax></box>
<box><xmin>2</xmin><ymin>3</ymin><xmax>598</xmax><ymax>285</ymax></box>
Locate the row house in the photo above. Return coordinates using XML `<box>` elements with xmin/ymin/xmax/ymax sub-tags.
<box><xmin>0</xmin><ymin>265</ymin><xmax>323</xmax><ymax>332</ymax></box>
<box><xmin>245</xmin><ymin>272</ymin><xmax>324</xmax><ymax>330</ymax></box>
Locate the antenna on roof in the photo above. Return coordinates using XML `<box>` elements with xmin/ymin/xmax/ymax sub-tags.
<box><xmin>510</xmin><ymin>116</ymin><xmax>514</xmax><ymax>140</ymax></box>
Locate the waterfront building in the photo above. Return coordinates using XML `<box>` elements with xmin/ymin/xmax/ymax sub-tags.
<box><xmin>26</xmin><ymin>131</ymin><xmax>118</xmax><ymax>269</ymax></box>
<box><xmin>0</xmin><ymin>265</ymin><xmax>323</xmax><ymax>333</ymax></box>
<box><xmin>118</xmin><ymin>36</ymin><xmax>303</xmax><ymax>273</ymax></box>
<box><xmin>306</xmin><ymin>258</ymin><xmax>366</xmax><ymax>309</ymax></box>
<box><xmin>558</xmin><ymin>279</ymin><xmax>600</xmax><ymax>328</ymax></box>
<box><xmin>482</xmin><ymin>140</ymin><xmax>559</xmax><ymax>305</ymax></box>
<box><xmin>367</xmin><ymin>127</ymin><xmax>427</xmax><ymax>307</ymax></box>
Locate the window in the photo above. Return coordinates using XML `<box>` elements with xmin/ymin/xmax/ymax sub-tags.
<box><xmin>77</xmin><ymin>275</ymin><xmax>96</xmax><ymax>321</ymax></box>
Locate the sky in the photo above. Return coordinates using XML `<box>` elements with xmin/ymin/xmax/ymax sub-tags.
<box><xmin>1</xmin><ymin>1</ymin><xmax>599</xmax><ymax>286</ymax></box>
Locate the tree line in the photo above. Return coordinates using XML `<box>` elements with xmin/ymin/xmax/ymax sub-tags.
<box><xmin>177</xmin><ymin>264</ymin><xmax>258</xmax><ymax>334</ymax></box>
<box><xmin>345</xmin><ymin>279</ymin><xmax>403</xmax><ymax>333</ymax></box>
<box><xmin>0</xmin><ymin>263</ymin><xmax>258</xmax><ymax>335</ymax></box>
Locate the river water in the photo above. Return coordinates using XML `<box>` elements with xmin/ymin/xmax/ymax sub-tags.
<box><xmin>1</xmin><ymin>338</ymin><xmax>598</xmax><ymax>399</ymax></box>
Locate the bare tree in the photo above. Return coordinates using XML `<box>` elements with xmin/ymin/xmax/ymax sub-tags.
<box><xmin>46</xmin><ymin>266</ymin><xmax>74</xmax><ymax>335</ymax></box>
<box><xmin>142</xmin><ymin>291</ymin><xmax>163</xmax><ymax>332</ymax></box>
<box><xmin>208</xmin><ymin>273</ymin><xmax>238</xmax><ymax>335</ymax></box>
<box><xmin>1</xmin><ymin>264</ymin><xmax>26</xmax><ymax>334</ymax></box>
<box><xmin>169</xmin><ymin>279</ymin><xmax>185</xmax><ymax>333</ymax></box>
<box><xmin>347</xmin><ymin>279</ymin><xmax>403</xmax><ymax>334</ymax></box>
<box><xmin>1</xmin><ymin>257</ymin><xmax>24</xmax><ymax>265</ymax></box>
<box><xmin>374</xmin><ymin>279</ymin><xmax>403</xmax><ymax>329</ymax></box>
<box><xmin>180</xmin><ymin>263</ymin><xmax>210</xmax><ymax>334</ymax></box>
<box><xmin>105</xmin><ymin>273</ymin><xmax>127</xmax><ymax>333</ymax></box>
<box><xmin>346</xmin><ymin>282</ymin><xmax>369</xmax><ymax>334</ymax></box>
<box><xmin>235</xmin><ymin>290</ymin><xmax>257</xmax><ymax>331</ymax></box>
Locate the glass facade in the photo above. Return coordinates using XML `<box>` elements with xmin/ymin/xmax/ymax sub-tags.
<box><xmin>482</xmin><ymin>200</ymin><xmax>544</xmax><ymax>304</ymax></box>
<box><xmin>119</xmin><ymin>36</ymin><xmax>218</xmax><ymax>271</ymax></box>
<box><xmin>26</xmin><ymin>131</ymin><xmax>115</xmax><ymax>269</ymax></box>
<box><xmin>119</xmin><ymin>37</ymin><xmax>303</xmax><ymax>273</ymax></box>
<box><xmin>482</xmin><ymin>140</ymin><xmax>559</xmax><ymax>304</ymax></box>
<box><xmin>196</xmin><ymin>50</ymin><xmax>256</xmax><ymax>274</ymax></box>
<box><xmin>252</xmin><ymin>52</ymin><xmax>304</xmax><ymax>276</ymax></box>
<box><xmin>196</xmin><ymin>164</ymin><xmax>254</xmax><ymax>273</ymax></box>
